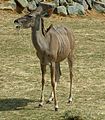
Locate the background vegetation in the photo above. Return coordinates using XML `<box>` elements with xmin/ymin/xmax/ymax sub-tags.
<box><xmin>0</xmin><ymin>11</ymin><xmax>105</xmax><ymax>120</ymax></box>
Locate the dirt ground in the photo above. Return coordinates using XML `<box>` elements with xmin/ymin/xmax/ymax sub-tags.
<box><xmin>0</xmin><ymin>9</ymin><xmax>105</xmax><ymax>120</ymax></box>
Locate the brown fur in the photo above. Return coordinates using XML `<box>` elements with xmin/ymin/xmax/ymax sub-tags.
<box><xmin>14</xmin><ymin>6</ymin><xmax>75</xmax><ymax>111</ymax></box>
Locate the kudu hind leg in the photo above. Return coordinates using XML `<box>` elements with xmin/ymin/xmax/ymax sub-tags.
<box><xmin>68</xmin><ymin>55</ymin><xmax>73</xmax><ymax>103</ymax></box>
<box><xmin>39</xmin><ymin>64</ymin><xmax>46</xmax><ymax>107</ymax></box>
<box><xmin>50</xmin><ymin>62</ymin><xmax>58</xmax><ymax>111</ymax></box>
<box><xmin>47</xmin><ymin>63</ymin><xmax>61</xmax><ymax>103</ymax></box>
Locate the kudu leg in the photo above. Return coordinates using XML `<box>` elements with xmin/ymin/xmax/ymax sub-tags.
<box><xmin>68</xmin><ymin>56</ymin><xmax>73</xmax><ymax>103</ymax></box>
<box><xmin>56</xmin><ymin>63</ymin><xmax>61</xmax><ymax>80</ymax></box>
<box><xmin>48</xmin><ymin>63</ymin><xmax>61</xmax><ymax>103</ymax></box>
<box><xmin>39</xmin><ymin>64</ymin><xmax>46</xmax><ymax>107</ymax></box>
<box><xmin>50</xmin><ymin>62</ymin><xmax>58</xmax><ymax>111</ymax></box>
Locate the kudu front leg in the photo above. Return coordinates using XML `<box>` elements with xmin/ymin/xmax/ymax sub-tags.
<box><xmin>48</xmin><ymin>63</ymin><xmax>61</xmax><ymax>103</ymax></box>
<box><xmin>50</xmin><ymin>62</ymin><xmax>58</xmax><ymax>111</ymax></box>
<box><xmin>68</xmin><ymin>56</ymin><xmax>73</xmax><ymax>103</ymax></box>
<box><xmin>39</xmin><ymin>64</ymin><xmax>46</xmax><ymax>107</ymax></box>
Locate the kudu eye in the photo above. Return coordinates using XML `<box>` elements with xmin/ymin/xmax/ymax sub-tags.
<box><xmin>14</xmin><ymin>19</ymin><xmax>18</xmax><ymax>23</ymax></box>
<box><xmin>28</xmin><ymin>15</ymin><xmax>33</xmax><ymax>18</ymax></box>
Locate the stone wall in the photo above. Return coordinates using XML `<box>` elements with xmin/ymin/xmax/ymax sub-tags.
<box><xmin>0</xmin><ymin>0</ymin><xmax>105</xmax><ymax>15</ymax></box>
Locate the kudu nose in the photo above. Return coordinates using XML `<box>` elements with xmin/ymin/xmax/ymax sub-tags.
<box><xmin>14</xmin><ymin>19</ymin><xmax>18</xmax><ymax>24</ymax></box>
<box><xmin>14</xmin><ymin>19</ymin><xmax>21</xmax><ymax>29</ymax></box>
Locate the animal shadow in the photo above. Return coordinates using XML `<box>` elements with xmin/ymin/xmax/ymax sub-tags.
<box><xmin>65</xmin><ymin>116</ymin><xmax>83</xmax><ymax>120</ymax></box>
<box><xmin>0</xmin><ymin>98</ymin><xmax>34</xmax><ymax>111</ymax></box>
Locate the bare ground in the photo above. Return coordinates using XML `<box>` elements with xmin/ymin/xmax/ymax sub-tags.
<box><xmin>0</xmin><ymin>10</ymin><xmax>105</xmax><ymax>120</ymax></box>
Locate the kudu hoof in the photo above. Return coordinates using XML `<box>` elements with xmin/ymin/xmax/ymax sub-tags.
<box><xmin>46</xmin><ymin>100</ymin><xmax>52</xmax><ymax>104</ymax></box>
<box><xmin>39</xmin><ymin>103</ymin><xmax>43</xmax><ymax>107</ymax></box>
<box><xmin>68</xmin><ymin>97</ymin><xmax>72</xmax><ymax>103</ymax></box>
<box><xmin>46</xmin><ymin>98</ymin><xmax>53</xmax><ymax>104</ymax></box>
<box><xmin>55</xmin><ymin>107</ymin><xmax>58</xmax><ymax>111</ymax></box>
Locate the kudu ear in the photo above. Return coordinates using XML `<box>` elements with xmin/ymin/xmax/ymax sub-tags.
<box><xmin>35</xmin><ymin>6</ymin><xmax>43</xmax><ymax>14</ymax></box>
<box><xmin>41</xmin><ymin>8</ymin><xmax>54</xmax><ymax>17</ymax></box>
<box><xmin>29</xmin><ymin>5</ymin><xmax>54</xmax><ymax>17</ymax></box>
<box><xmin>39</xmin><ymin>3</ymin><xmax>55</xmax><ymax>17</ymax></box>
<box><xmin>29</xmin><ymin>6</ymin><xmax>43</xmax><ymax>17</ymax></box>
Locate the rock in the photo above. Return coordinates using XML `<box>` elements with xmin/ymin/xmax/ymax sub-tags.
<box><xmin>101</xmin><ymin>0</ymin><xmax>105</xmax><ymax>3</ymax></box>
<box><xmin>73</xmin><ymin>0</ymin><xmax>83</xmax><ymax>5</ymax></box>
<box><xmin>59</xmin><ymin>0</ymin><xmax>68</xmax><ymax>6</ymax></box>
<box><xmin>67</xmin><ymin>2</ymin><xmax>85</xmax><ymax>15</ymax></box>
<box><xmin>54</xmin><ymin>0</ymin><xmax>60</xmax><ymax>6</ymax></box>
<box><xmin>27</xmin><ymin>0</ymin><xmax>37</xmax><ymax>10</ymax></box>
<box><xmin>93</xmin><ymin>0</ymin><xmax>105</xmax><ymax>12</ymax></box>
<box><xmin>54</xmin><ymin>0</ymin><xmax>73</xmax><ymax>7</ymax></box>
<box><xmin>15</xmin><ymin>0</ymin><xmax>28</xmax><ymax>7</ymax></box>
<box><xmin>84</xmin><ymin>0</ymin><xmax>92</xmax><ymax>10</ymax></box>
<box><xmin>82</xmin><ymin>0</ymin><xmax>88</xmax><ymax>10</ymax></box>
<box><xmin>67</xmin><ymin>0</ymin><xmax>73</xmax><ymax>5</ymax></box>
<box><xmin>0</xmin><ymin>0</ymin><xmax>16</xmax><ymax>10</ymax></box>
<box><xmin>57</xmin><ymin>5</ymin><xmax>68</xmax><ymax>15</ymax></box>
<box><xmin>35</xmin><ymin>0</ymin><xmax>42</xmax><ymax>5</ymax></box>
<box><xmin>73</xmin><ymin>0</ymin><xmax>92</xmax><ymax>10</ymax></box>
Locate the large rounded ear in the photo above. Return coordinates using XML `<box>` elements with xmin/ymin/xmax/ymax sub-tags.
<box><xmin>29</xmin><ymin>6</ymin><xmax>43</xmax><ymax>17</ymax></box>
<box><xmin>35</xmin><ymin>6</ymin><xmax>43</xmax><ymax>14</ymax></box>
<box><xmin>39</xmin><ymin>3</ymin><xmax>55</xmax><ymax>17</ymax></box>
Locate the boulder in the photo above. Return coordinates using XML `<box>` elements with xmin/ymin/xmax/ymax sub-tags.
<box><xmin>67</xmin><ymin>0</ymin><xmax>74</xmax><ymax>5</ymax></box>
<box><xmin>85</xmin><ymin>0</ymin><xmax>92</xmax><ymax>10</ymax></box>
<box><xmin>57</xmin><ymin>5</ymin><xmax>68</xmax><ymax>15</ymax></box>
<box><xmin>82</xmin><ymin>0</ymin><xmax>88</xmax><ymax>10</ymax></box>
<box><xmin>27</xmin><ymin>0</ymin><xmax>37</xmax><ymax>10</ymax></box>
<box><xmin>93</xmin><ymin>0</ymin><xmax>105</xmax><ymax>13</ymax></box>
<box><xmin>73</xmin><ymin>0</ymin><xmax>92</xmax><ymax>10</ymax></box>
<box><xmin>73</xmin><ymin>0</ymin><xmax>83</xmax><ymax>5</ymax></box>
<box><xmin>15</xmin><ymin>0</ymin><xmax>28</xmax><ymax>8</ymax></box>
<box><xmin>101</xmin><ymin>0</ymin><xmax>105</xmax><ymax>3</ymax></box>
<box><xmin>0</xmin><ymin>0</ymin><xmax>16</xmax><ymax>10</ymax></box>
<box><xmin>54</xmin><ymin>0</ymin><xmax>72</xmax><ymax>7</ymax></box>
<box><xmin>34</xmin><ymin>0</ymin><xmax>42</xmax><ymax>5</ymax></box>
<box><xmin>54</xmin><ymin>0</ymin><xmax>60</xmax><ymax>6</ymax></box>
<box><xmin>67</xmin><ymin>2</ymin><xmax>85</xmax><ymax>15</ymax></box>
<box><xmin>59</xmin><ymin>0</ymin><xmax>68</xmax><ymax>6</ymax></box>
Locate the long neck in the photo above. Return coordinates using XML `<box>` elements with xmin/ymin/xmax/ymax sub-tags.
<box><xmin>31</xmin><ymin>15</ymin><xmax>47</xmax><ymax>52</ymax></box>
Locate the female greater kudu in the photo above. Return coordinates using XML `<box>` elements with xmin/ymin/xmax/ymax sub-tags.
<box><xmin>14</xmin><ymin>6</ymin><xmax>75</xmax><ymax>111</ymax></box>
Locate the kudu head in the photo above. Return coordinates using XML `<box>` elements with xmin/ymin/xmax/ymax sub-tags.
<box><xmin>14</xmin><ymin>5</ymin><xmax>54</xmax><ymax>29</ymax></box>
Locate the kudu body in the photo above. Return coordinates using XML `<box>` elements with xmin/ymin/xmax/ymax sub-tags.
<box><xmin>14</xmin><ymin>6</ymin><xmax>75</xmax><ymax>111</ymax></box>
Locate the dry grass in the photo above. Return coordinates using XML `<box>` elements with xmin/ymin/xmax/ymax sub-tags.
<box><xmin>0</xmin><ymin>10</ymin><xmax>105</xmax><ymax>120</ymax></box>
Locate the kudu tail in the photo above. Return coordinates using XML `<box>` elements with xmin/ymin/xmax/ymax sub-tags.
<box><xmin>55</xmin><ymin>63</ymin><xmax>62</xmax><ymax>82</ymax></box>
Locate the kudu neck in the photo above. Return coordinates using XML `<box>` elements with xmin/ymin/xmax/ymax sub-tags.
<box><xmin>31</xmin><ymin>15</ymin><xmax>48</xmax><ymax>52</ymax></box>
<box><xmin>32</xmin><ymin>15</ymin><xmax>42</xmax><ymax>32</ymax></box>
